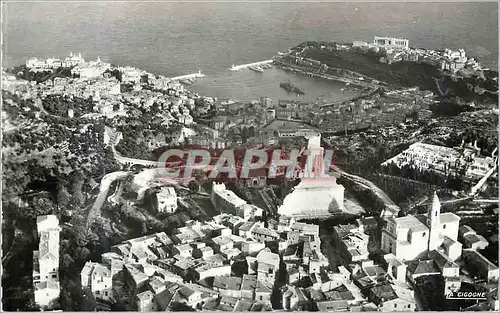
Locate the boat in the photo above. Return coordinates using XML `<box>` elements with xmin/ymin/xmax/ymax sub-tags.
<box><xmin>261</xmin><ymin>63</ymin><xmax>272</xmax><ymax>69</ymax></box>
<box><xmin>249</xmin><ymin>65</ymin><xmax>264</xmax><ymax>73</ymax></box>
<box><xmin>179</xmin><ymin>78</ymin><xmax>193</xmax><ymax>85</ymax></box>
<box><xmin>280</xmin><ymin>82</ymin><xmax>305</xmax><ymax>95</ymax></box>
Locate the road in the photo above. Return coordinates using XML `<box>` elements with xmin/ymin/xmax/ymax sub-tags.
<box><xmin>86</xmin><ymin>171</ymin><xmax>129</xmax><ymax>227</ymax></box>
<box><xmin>107</xmin><ymin>181</ymin><xmax>124</xmax><ymax>205</ymax></box>
<box><xmin>330</xmin><ymin>165</ymin><xmax>401</xmax><ymax>217</ymax></box>
<box><xmin>111</xmin><ymin>132</ymin><xmax>166</xmax><ymax>167</ymax></box>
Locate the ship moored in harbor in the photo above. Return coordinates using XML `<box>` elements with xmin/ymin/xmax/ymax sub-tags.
<box><xmin>280</xmin><ymin>81</ymin><xmax>305</xmax><ymax>95</ymax></box>
<box><xmin>249</xmin><ymin>65</ymin><xmax>264</xmax><ymax>72</ymax></box>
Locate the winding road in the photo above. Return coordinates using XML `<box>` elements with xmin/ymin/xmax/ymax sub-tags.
<box><xmin>86</xmin><ymin>171</ymin><xmax>129</xmax><ymax>227</ymax></box>
<box><xmin>330</xmin><ymin>165</ymin><xmax>401</xmax><ymax>217</ymax></box>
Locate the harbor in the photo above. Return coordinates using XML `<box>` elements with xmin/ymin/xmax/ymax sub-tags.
<box><xmin>188</xmin><ymin>65</ymin><xmax>357</xmax><ymax>105</ymax></box>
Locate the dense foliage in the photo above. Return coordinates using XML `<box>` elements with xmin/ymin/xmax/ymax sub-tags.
<box><xmin>9</xmin><ymin>65</ymin><xmax>75</xmax><ymax>83</ymax></box>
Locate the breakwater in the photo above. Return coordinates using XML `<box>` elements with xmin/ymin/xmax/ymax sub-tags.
<box><xmin>229</xmin><ymin>60</ymin><xmax>273</xmax><ymax>71</ymax></box>
<box><xmin>171</xmin><ymin>71</ymin><xmax>205</xmax><ymax>80</ymax></box>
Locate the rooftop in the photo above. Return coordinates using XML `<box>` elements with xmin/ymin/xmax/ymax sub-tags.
<box><xmin>213</xmin><ymin>276</ymin><xmax>242</xmax><ymax>291</ymax></box>
<box><xmin>370</xmin><ymin>283</ymin><xmax>398</xmax><ymax>302</ymax></box>
<box><xmin>409</xmin><ymin>260</ymin><xmax>441</xmax><ymax>276</ymax></box>
<box><xmin>252</xmin><ymin>226</ymin><xmax>279</xmax><ymax>238</ymax></box>
<box><xmin>290</xmin><ymin>222</ymin><xmax>320</xmax><ymax>235</ymax></box>
<box><xmin>393</xmin><ymin>215</ymin><xmax>428</xmax><ymax>232</ymax></box>
<box><xmin>212</xmin><ymin>235</ymin><xmax>233</xmax><ymax>247</ymax></box>
<box><xmin>158</xmin><ymin>186</ymin><xmax>177</xmax><ymax>198</ymax></box>
<box><xmin>440</xmin><ymin>212</ymin><xmax>461</xmax><ymax>224</ymax></box>
<box><xmin>429</xmin><ymin>250</ymin><xmax>458</xmax><ymax>270</ymax></box>
<box><xmin>240</xmin><ymin>274</ymin><xmax>257</xmax><ymax>291</ymax></box>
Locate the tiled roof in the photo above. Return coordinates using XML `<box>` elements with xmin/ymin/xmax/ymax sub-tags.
<box><xmin>234</xmin><ymin>299</ymin><xmax>255</xmax><ymax>311</ymax></box>
<box><xmin>240</xmin><ymin>274</ymin><xmax>257</xmax><ymax>291</ymax></box>
<box><xmin>255</xmin><ymin>280</ymin><xmax>272</xmax><ymax>293</ymax></box>
<box><xmin>251</xmin><ymin>226</ymin><xmax>279</xmax><ymax>238</ymax></box>
<box><xmin>213</xmin><ymin>276</ymin><xmax>242</xmax><ymax>291</ymax></box>
<box><xmin>137</xmin><ymin>290</ymin><xmax>154</xmax><ymax>301</ymax></box>
<box><xmin>177</xmin><ymin>285</ymin><xmax>197</xmax><ymax>299</ymax></box>
<box><xmin>411</xmin><ymin>260</ymin><xmax>441</xmax><ymax>276</ymax></box>
<box><xmin>93</xmin><ymin>263</ymin><xmax>111</xmax><ymax>278</ymax></box>
<box><xmin>370</xmin><ymin>284</ymin><xmax>398</xmax><ymax>302</ymax></box>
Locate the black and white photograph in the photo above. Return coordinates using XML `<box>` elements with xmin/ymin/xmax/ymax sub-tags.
<box><xmin>1</xmin><ymin>0</ymin><xmax>499</xmax><ymax>311</ymax></box>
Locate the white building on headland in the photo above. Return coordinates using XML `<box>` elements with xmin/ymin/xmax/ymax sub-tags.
<box><xmin>26</xmin><ymin>52</ymin><xmax>85</xmax><ymax>70</ymax></box>
<box><xmin>374</xmin><ymin>36</ymin><xmax>409</xmax><ymax>50</ymax></box>
<box><xmin>63</xmin><ymin>52</ymin><xmax>86</xmax><ymax>67</ymax></box>
<box><xmin>71</xmin><ymin>56</ymin><xmax>111</xmax><ymax>78</ymax></box>
<box><xmin>381</xmin><ymin>193</ymin><xmax>462</xmax><ymax>262</ymax></box>
<box><xmin>33</xmin><ymin>215</ymin><xmax>61</xmax><ymax>308</ymax></box>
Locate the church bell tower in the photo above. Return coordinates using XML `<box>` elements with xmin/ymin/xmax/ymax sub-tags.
<box><xmin>427</xmin><ymin>192</ymin><xmax>442</xmax><ymax>252</ymax></box>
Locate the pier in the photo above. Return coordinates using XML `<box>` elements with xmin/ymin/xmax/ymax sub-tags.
<box><xmin>229</xmin><ymin>60</ymin><xmax>273</xmax><ymax>71</ymax></box>
<box><xmin>170</xmin><ymin>71</ymin><xmax>205</xmax><ymax>80</ymax></box>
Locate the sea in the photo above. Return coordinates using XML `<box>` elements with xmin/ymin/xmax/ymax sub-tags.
<box><xmin>3</xmin><ymin>1</ymin><xmax>498</xmax><ymax>103</ymax></box>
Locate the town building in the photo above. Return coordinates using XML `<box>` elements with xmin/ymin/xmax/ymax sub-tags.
<box><xmin>382</xmin><ymin>142</ymin><xmax>498</xmax><ymax>181</ymax></box>
<box><xmin>381</xmin><ymin>193</ymin><xmax>462</xmax><ymax>261</ymax></box>
<box><xmin>458</xmin><ymin>225</ymin><xmax>489</xmax><ymax>250</ymax></box>
<box><xmin>156</xmin><ymin>186</ymin><xmax>178</xmax><ymax>214</ymax></box>
<box><xmin>368</xmin><ymin>283</ymin><xmax>416</xmax><ymax>312</ymax></box>
<box><xmin>71</xmin><ymin>56</ymin><xmax>111</xmax><ymax>78</ymax></box>
<box><xmin>462</xmin><ymin>249</ymin><xmax>499</xmax><ymax>283</ymax></box>
<box><xmin>281</xmin><ymin>285</ymin><xmax>310</xmax><ymax>310</ymax></box>
<box><xmin>373</xmin><ymin>36</ymin><xmax>410</xmax><ymax>50</ymax></box>
<box><xmin>33</xmin><ymin>215</ymin><xmax>61</xmax><ymax>308</ymax></box>
<box><xmin>80</xmin><ymin>261</ymin><xmax>113</xmax><ymax>302</ymax></box>
<box><xmin>429</xmin><ymin>250</ymin><xmax>461</xmax><ymax>292</ymax></box>
<box><xmin>333</xmin><ymin>224</ymin><xmax>370</xmax><ymax>263</ymax></box>
<box><xmin>211</xmin><ymin>182</ymin><xmax>247</xmax><ymax>214</ymax></box>
<box><xmin>26</xmin><ymin>52</ymin><xmax>85</xmax><ymax>70</ymax></box>
<box><xmin>383</xmin><ymin>253</ymin><xmax>407</xmax><ymax>283</ymax></box>
<box><xmin>237</xmin><ymin>203</ymin><xmax>263</xmax><ymax>221</ymax></box>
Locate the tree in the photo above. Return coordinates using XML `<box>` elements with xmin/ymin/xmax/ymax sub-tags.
<box><xmin>19</xmin><ymin>197</ymin><xmax>56</xmax><ymax>221</ymax></box>
<box><xmin>75</xmin><ymin>247</ymin><xmax>90</xmax><ymax>261</ymax></box>
<box><xmin>24</xmin><ymin>298</ymin><xmax>41</xmax><ymax>311</ymax></box>
<box><xmin>61</xmin><ymin>253</ymin><xmax>75</xmax><ymax>271</ymax></box>
<box><xmin>74</xmin><ymin>231</ymin><xmax>89</xmax><ymax>248</ymax></box>
<box><xmin>57</xmin><ymin>184</ymin><xmax>70</xmax><ymax>208</ymax></box>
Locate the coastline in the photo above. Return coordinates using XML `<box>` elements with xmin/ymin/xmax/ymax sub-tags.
<box><xmin>273</xmin><ymin>58</ymin><xmax>381</xmax><ymax>89</ymax></box>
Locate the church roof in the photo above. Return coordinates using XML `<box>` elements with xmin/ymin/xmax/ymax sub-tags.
<box><xmin>393</xmin><ymin>215</ymin><xmax>428</xmax><ymax>232</ymax></box>
<box><xmin>410</xmin><ymin>260</ymin><xmax>441</xmax><ymax>276</ymax></box>
<box><xmin>440</xmin><ymin>212</ymin><xmax>460</xmax><ymax>224</ymax></box>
